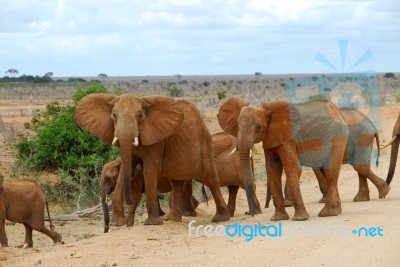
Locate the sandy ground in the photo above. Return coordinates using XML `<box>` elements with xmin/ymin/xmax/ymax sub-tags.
<box><xmin>1</xmin><ymin>101</ymin><xmax>400</xmax><ymax>267</ymax></box>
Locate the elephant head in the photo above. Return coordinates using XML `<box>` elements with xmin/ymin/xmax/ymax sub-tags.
<box><xmin>218</xmin><ymin>97</ymin><xmax>293</xmax><ymax>214</ymax></box>
<box><xmin>75</xmin><ymin>94</ymin><xmax>184</xmax><ymax>205</ymax></box>
<box><xmin>386</xmin><ymin>112</ymin><xmax>400</xmax><ymax>185</ymax></box>
<box><xmin>100</xmin><ymin>158</ymin><xmax>122</xmax><ymax>233</ymax></box>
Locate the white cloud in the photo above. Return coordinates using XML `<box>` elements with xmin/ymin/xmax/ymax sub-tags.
<box><xmin>0</xmin><ymin>0</ymin><xmax>398</xmax><ymax>76</ymax></box>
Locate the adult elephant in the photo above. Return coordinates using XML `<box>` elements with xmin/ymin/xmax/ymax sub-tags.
<box><xmin>218</xmin><ymin>97</ymin><xmax>349</xmax><ymax>221</ymax></box>
<box><xmin>100</xmin><ymin>158</ymin><xmax>199</xmax><ymax>232</ymax></box>
<box><xmin>75</xmin><ymin>94</ymin><xmax>230</xmax><ymax>225</ymax></box>
<box><xmin>265</xmin><ymin>107</ymin><xmax>391</xmax><ymax>208</ymax></box>
<box><xmin>384</xmin><ymin>111</ymin><xmax>400</xmax><ymax>185</ymax></box>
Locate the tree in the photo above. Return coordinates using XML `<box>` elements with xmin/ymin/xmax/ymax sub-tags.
<box><xmin>98</xmin><ymin>73</ymin><xmax>108</xmax><ymax>83</ymax></box>
<box><xmin>5</xmin><ymin>68</ymin><xmax>18</xmax><ymax>77</ymax></box>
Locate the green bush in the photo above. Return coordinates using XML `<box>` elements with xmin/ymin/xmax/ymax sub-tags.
<box><xmin>15</xmin><ymin>82</ymin><xmax>119</xmax><ymax>210</ymax></box>
<box><xmin>168</xmin><ymin>86</ymin><xmax>184</xmax><ymax>97</ymax></box>
<box><xmin>217</xmin><ymin>90</ymin><xmax>227</xmax><ymax>101</ymax></box>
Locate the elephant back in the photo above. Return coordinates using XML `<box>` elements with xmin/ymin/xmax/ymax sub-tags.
<box><xmin>289</xmin><ymin>100</ymin><xmax>349</xmax><ymax>168</ymax></box>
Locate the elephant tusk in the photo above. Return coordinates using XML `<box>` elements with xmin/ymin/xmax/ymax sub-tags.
<box><xmin>23</xmin><ymin>243</ymin><xmax>29</xmax><ymax>249</ymax></box>
<box><xmin>229</xmin><ymin>147</ymin><xmax>237</xmax><ymax>155</ymax></box>
<box><xmin>105</xmin><ymin>194</ymin><xmax>109</xmax><ymax>204</ymax></box>
<box><xmin>250</xmin><ymin>149</ymin><xmax>252</xmax><ymax>158</ymax></box>
<box><xmin>112</xmin><ymin>137</ymin><xmax>119</xmax><ymax>146</ymax></box>
<box><xmin>133</xmin><ymin>136</ymin><xmax>139</xmax><ymax>147</ymax></box>
<box><xmin>381</xmin><ymin>136</ymin><xmax>397</xmax><ymax>149</ymax></box>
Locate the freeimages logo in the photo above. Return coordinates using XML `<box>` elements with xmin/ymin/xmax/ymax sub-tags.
<box><xmin>285</xmin><ymin>40</ymin><xmax>381</xmax><ymax>165</ymax></box>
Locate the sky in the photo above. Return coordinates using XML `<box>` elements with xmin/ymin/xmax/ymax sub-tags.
<box><xmin>1</xmin><ymin>0</ymin><xmax>399</xmax><ymax>77</ymax></box>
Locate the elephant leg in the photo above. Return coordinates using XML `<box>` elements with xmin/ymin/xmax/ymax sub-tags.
<box><xmin>201</xmin><ymin>173</ymin><xmax>230</xmax><ymax>222</ymax></box>
<box><xmin>353</xmin><ymin>172</ymin><xmax>370</xmax><ymax>202</ymax></box>
<box><xmin>283</xmin><ymin>183</ymin><xmax>294</xmax><ymax>207</ymax></box>
<box><xmin>227</xmin><ymin>185</ymin><xmax>239</xmax><ymax>217</ymax></box>
<box><xmin>313</xmin><ymin>169</ymin><xmax>328</xmax><ymax>203</ymax></box>
<box><xmin>0</xmin><ymin>217</ymin><xmax>8</xmax><ymax>247</ymax></box>
<box><xmin>143</xmin><ymin>169</ymin><xmax>163</xmax><ymax>225</ymax></box>
<box><xmin>277</xmin><ymin>146</ymin><xmax>309</xmax><ymax>221</ymax></box>
<box><xmin>265</xmin><ymin>153</ymin><xmax>289</xmax><ymax>221</ymax></box>
<box><xmin>181</xmin><ymin>180</ymin><xmax>197</xmax><ymax>217</ymax></box>
<box><xmin>165</xmin><ymin>180</ymin><xmax>184</xmax><ymax>222</ymax></box>
<box><xmin>31</xmin><ymin>221</ymin><xmax>62</xmax><ymax>245</ymax></box>
<box><xmin>111</xmin><ymin>173</ymin><xmax>127</xmax><ymax>227</ymax></box>
<box><xmin>22</xmin><ymin>223</ymin><xmax>33</xmax><ymax>248</ymax></box>
<box><xmin>353</xmin><ymin>164</ymin><xmax>390</xmax><ymax>199</ymax></box>
<box><xmin>318</xmin><ymin>137</ymin><xmax>345</xmax><ymax>217</ymax></box>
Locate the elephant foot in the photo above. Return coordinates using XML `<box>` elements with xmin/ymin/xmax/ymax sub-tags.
<box><xmin>111</xmin><ymin>215</ymin><xmax>127</xmax><ymax>227</ymax></box>
<box><xmin>54</xmin><ymin>233</ymin><xmax>62</xmax><ymax>244</ymax></box>
<box><xmin>212</xmin><ymin>210</ymin><xmax>230</xmax><ymax>222</ymax></box>
<box><xmin>165</xmin><ymin>211</ymin><xmax>182</xmax><ymax>222</ymax></box>
<box><xmin>318</xmin><ymin>203</ymin><xmax>342</xmax><ymax>217</ymax></box>
<box><xmin>292</xmin><ymin>210</ymin><xmax>309</xmax><ymax>221</ymax></box>
<box><xmin>182</xmin><ymin>209</ymin><xmax>197</xmax><ymax>217</ymax></box>
<box><xmin>245</xmin><ymin>206</ymin><xmax>262</xmax><ymax>216</ymax></box>
<box><xmin>378</xmin><ymin>183</ymin><xmax>391</xmax><ymax>199</ymax></box>
<box><xmin>284</xmin><ymin>198</ymin><xmax>293</xmax><ymax>207</ymax></box>
<box><xmin>318</xmin><ymin>196</ymin><xmax>326</xmax><ymax>203</ymax></box>
<box><xmin>126</xmin><ymin>214</ymin><xmax>135</xmax><ymax>227</ymax></box>
<box><xmin>353</xmin><ymin>192</ymin><xmax>370</xmax><ymax>202</ymax></box>
<box><xmin>144</xmin><ymin>217</ymin><xmax>163</xmax><ymax>225</ymax></box>
<box><xmin>271</xmin><ymin>211</ymin><xmax>289</xmax><ymax>221</ymax></box>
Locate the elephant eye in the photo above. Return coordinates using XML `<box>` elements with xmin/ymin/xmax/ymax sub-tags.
<box><xmin>256</xmin><ymin>125</ymin><xmax>263</xmax><ymax>132</ymax></box>
<box><xmin>137</xmin><ymin>112</ymin><xmax>145</xmax><ymax>121</ymax></box>
<box><xmin>111</xmin><ymin>112</ymin><xmax>117</xmax><ymax>120</ymax></box>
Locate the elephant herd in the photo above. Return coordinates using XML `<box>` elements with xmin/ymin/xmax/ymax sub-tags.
<box><xmin>1</xmin><ymin>93</ymin><xmax>399</xmax><ymax>247</ymax></box>
<box><xmin>76</xmin><ymin>94</ymin><xmax>397</xmax><ymax>231</ymax></box>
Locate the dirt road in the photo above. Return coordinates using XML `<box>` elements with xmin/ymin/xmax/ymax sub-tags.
<box><xmin>1</xmin><ymin>105</ymin><xmax>400</xmax><ymax>267</ymax></box>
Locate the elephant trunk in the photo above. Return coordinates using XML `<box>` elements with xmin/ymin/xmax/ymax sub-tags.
<box><xmin>239</xmin><ymin>148</ymin><xmax>256</xmax><ymax>215</ymax></box>
<box><xmin>386</xmin><ymin>136</ymin><xmax>399</xmax><ymax>185</ymax></box>
<box><xmin>120</xmin><ymin>143</ymin><xmax>134</xmax><ymax>205</ymax></box>
<box><xmin>101</xmin><ymin>192</ymin><xmax>110</xmax><ymax>233</ymax></box>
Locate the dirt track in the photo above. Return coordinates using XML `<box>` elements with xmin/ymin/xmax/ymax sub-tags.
<box><xmin>1</xmin><ymin>104</ymin><xmax>400</xmax><ymax>266</ymax></box>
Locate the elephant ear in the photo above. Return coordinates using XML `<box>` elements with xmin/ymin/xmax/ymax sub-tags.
<box><xmin>262</xmin><ymin>101</ymin><xmax>293</xmax><ymax>149</ymax></box>
<box><xmin>217</xmin><ymin>97</ymin><xmax>249</xmax><ymax>136</ymax></box>
<box><xmin>74</xmin><ymin>93</ymin><xmax>116</xmax><ymax>144</ymax></box>
<box><xmin>140</xmin><ymin>96</ymin><xmax>184</xmax><ymax>146</ymax></box>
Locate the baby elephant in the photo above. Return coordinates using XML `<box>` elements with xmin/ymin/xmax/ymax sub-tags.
<box><xmin>0</xmin><ymin>174</ymin><xmax>62</xmax><ymax>248</ymax></box>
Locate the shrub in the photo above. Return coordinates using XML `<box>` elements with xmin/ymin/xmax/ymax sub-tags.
<box><xmin>168</xmin><ymin>86</ymin><xmax>184</xmax><ymax>97</ymax></box>
<box><xmin>15</xmin><ymin>82</ymin><xmax>119</xmax><ymax>210</ymax></box>
<box><xmin>217</xmin><ymin>90</ymin><xmax>227</xmax><ymax>101</ymax></box>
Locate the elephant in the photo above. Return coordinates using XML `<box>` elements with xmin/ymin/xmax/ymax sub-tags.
<box><xmin>218</xmin><ymin>97</ymin><xmax>350</xmax><ymax>221</ymax></box>
<box><xmin>0</xmin><ymin>174</ymin><xmax>62</xmax><ymax>248</ymax></box>
<box><xmin>100</xmin><ymin>158</ymin><xmax>199</xmax><ymax>233</ymax></box>
<box><xmin>102</xmin><ymin>131</ymin><xmax>261</xmax><ymax>232</ymax></box>
<box><xmin>211</xmin><ymin>132</ymin><xmax>262</xmax><ymax>216</ymax></box>
<box><xmin>75</xmin><ymin>94</ymin><xmax>230</xmax><ymax>225</ymax></box>
<box><xmin>265</xmin><ymin>107</ymin><xmax>391</xmax><ymax>207</ymax></box>
<box><xmin>384</xmin><ymin>111</ymin><xmax>400</xmax><ymax>185</ymax></box>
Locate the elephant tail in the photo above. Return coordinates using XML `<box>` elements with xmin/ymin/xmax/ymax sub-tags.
<box><xmin>201</xmin><ymin>185</ymin><xmax>209</xmax><ymax>205</ymax></box>
<box><xmin>375</xmin><ymin>133</ymin><xmax>380</xmax><ymax>167</ymax></box>
<box><xmin>45</xmin><ymin>201</ymin><xmax>56</xmax><ymax>231</ymax></box>
<box><xmin>265</xmin><ymin>179</ymin><xmax>272</xmax><ymax>208</ymax></box>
